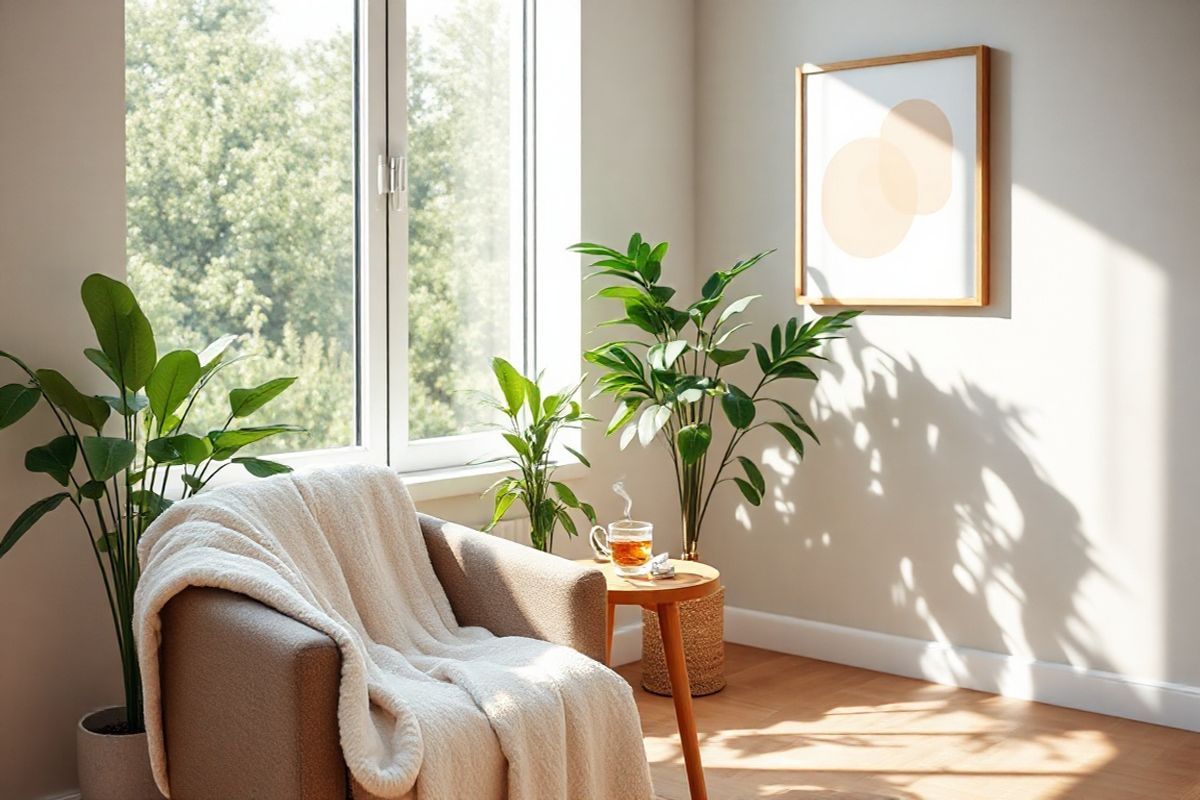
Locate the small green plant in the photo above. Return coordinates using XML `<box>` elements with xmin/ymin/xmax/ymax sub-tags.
<box><xmin>570</xmin><ymin>234</ymin><xmax>860</xmax><ymax>560</ymax></box>
<box><xmin>0</xmin><ymin>274</ymin><xmax>303</xmax><ymax>733</ymax></box>
<box><xmin>478</xmin><ymin>357</ymin><xmax>597</xmax><ymax>553</ymax></box>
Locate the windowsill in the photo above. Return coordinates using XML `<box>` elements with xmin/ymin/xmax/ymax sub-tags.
<box><xmin>402</xmin><ymin>458</ymin><xmax>588</xmax><ymax>503</ymax></box>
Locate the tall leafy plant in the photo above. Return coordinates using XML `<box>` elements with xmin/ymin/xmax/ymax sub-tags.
<box><xmin>570</xmin><ymin>235</ymin><xmax>859</xmax><ymax>560</ymax></box>
<box><xmin>479</xmin><ymin>358</ymin><xmax>597</xmax><ymax>552</ymax></box>
<box><xmin>0</xmin><ymin>274</ymin><xmax>303</xmax><ymax>733</ymax></box>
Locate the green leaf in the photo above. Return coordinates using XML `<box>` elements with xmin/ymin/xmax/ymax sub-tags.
<box><xmin>0</xmin><ymin>384</ymin><xmax>40</xmax><ymax>429</ymax></box>
<box><xmin>733</xmin><ymin>478</ymin><xmax>762</xmax><ymax>506</ymax></box>
<box><xmin>768</xmin><ymin>422</ymin><xmax>806</xmax><ymax>459</ymax></box>
<box><xmin>0</xmin><ymin>493</ymin><xmax>71</xmax><ymax>558</ymax></box>
<box><xmin>197</xmin><ymin>333</ymin><xmax>238</xmax><ymax>375</ymax></box>
<box><xmin>229</xmin><ymin>377</ymin><xmax>297</xmax><ymax>419</ymax></box>
<box><xmin>233</xmin><ymin>457</ymin><xmax>293</xmax><ymax>478</ymax></box>
<box><xmin>36</xmin><ymin>369</ymin><xmax>110</xmax><ymax>431</ymax></box>
<box><xmin>563</xmin><ymin>445</ymin><xmax>591</xmax><ymax>468</ymax></box>
<box><xmin>130</xmin><ymin>489</ymin><xmax>172</xmax><ymax>520</ymax></box>
<box><xmin>627</xmin><ymin>232</ymin><xmax>643</xmax><ymax>258</ymax></box>
<box><xmin>80</xmin><ymin>436</ymin><xmax>135</xmax><ymax>482</ymax></box>
<box><xmin>618</xmin><ymin>422</ymin><xmax>638</xmax><ymax>450</ymax></box>
<box><xmin>552</xmin><ymin>481</ymin><xmax>583</xmax><ymax>510</ymax></box>
<box><xmin>727</xmin><ymin>250</ymin><xmax>775</xmax><ymax>278</ymax></box>
<box><xmin>700</xmin><ymin>271</ymin><xmax>727</xmax><ymax>300</ymax></box>
<box><xmin>568</xmin><ymin>242</ymin><xmax>624</xmax><ymax>258</ymax></box>
<box><xmin>490</xmin><ymin>357</ymin><xmax>525</xmax><ymax>416</ymax></box>
<box><xmin>101</xmin><ymin>391</ymin><xmax>149</xmax><ymax>417</ymax></box>
<box><xmin>24</xmin><ymin>436</ymin><xmax>78</xmax><ymax>486</ymax></box>
<box><xmin>181</xmin><ymin>475</ymin><xmax>203</xmax><ymax>492</ymax></box>
<box><xmin>484</xmin><ymin>491</ymin><xmax>517</xmax><ymax>531</ymax></box>
<box><xmin>769</xmin><ymin>361</ymin><xmax>818</xmax><ymax>381</ymax></box>
<box><xmin>713</xmin><ymin>322</ymin><xmax>752</xmax><ymax>347</ymax></box>
<box><xmin>607</xmin><ymin>400</ymin><xmax>641</xmax><ymax>435</ymax></box>
<box><xmin>648</xmin><ymin>339</ymin><xmax>689</xmax><ymax>370</ymax></box>
<box><xmin>84</xmin><ymin>348</ymin><xmax>120</xmax><ymax>386</ymax></box>
<box><xmin>147</xmin><ymin>434</ymin><xmax>212</xmax><ymax>466</ymax></box>
<box><xmin>721</xmin><ymin>385</ymin><xmax>756</xmax><ymax>429</ymax></box>
<box><xmin>146</xmin><ymin>349</ymin><xmax>201</xmax><ymax>423</ymax></box>
<box><xmin>754</xmin><ymin>343</ymin><xmax>772</xmax><ymax>374</ymax></box>
<box><xmin>737</xmin><ymin>456</ymin><xmax>766</xmax><ymax>494</ymax></box>
<box><xmin>579</xmin><ymin>501</ymin><xmax>598</xmax><ymax>525</ymax></box>
<box><xmin>78</xmin><ymin>480</ymin><xmax>106</xmax><ymax>500</ymax></box>
<box><xmin>717</xmin><ymin>295</ymin><xmax>760</xmax><ymax>327</ymax></box>
<box><xmin>638</xmin><ymin>254</ymin><xmax>662</xmax><ymax>283</ymax></box>
<box><xmin>209</xmin><ymin>425</ymin><xmax>304</xmax><ymax>459</ymax></box>
<box><xmin>676</xmin><ymin>423</ymin><xmax>712</xmax><ymax>465</ymax></box>
<box><xmin>556</xmin><ymin>507</ymin><xmax>579</xmax><ymax>538</ymax></box>
<box><xmin>638</xmin><ymin>403</ymin><xmax>671</xmax><ymax>446</ymax></box>
<box><xmin>765</xmin><ymin>398</ymin><xmax>819</xmax><ymax>444</ymax></box>
<box><xmin>709</xmin><ymin>348</ymin><xmax>749</xmax><ymax>367</ymax></box>
<box><xmin>94</xmin><ymin>532</ymin><xmax>118</xmax><ymax>553</ymax></box>
<box><xmin>526</xmin><ymin>380</ymin><xmax>544</xmax><ymax>422</ymax></box>
<box><xmin>80</xmin><ymin>273</ymin><xmax>157</xmax><ymax>391</ymax></box>
<box><xmin>593</xmin><ymin>286</ymin><xmax>650</xmax><ymax>302</ymax></box>
<box><xmin>502</xmin><ymin>432</ymin><xmax>532</xmax><ymax>460</ymax></box>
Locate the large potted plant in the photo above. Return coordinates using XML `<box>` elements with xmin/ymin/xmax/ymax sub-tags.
<box><xmin>570</xmin><ymin>235</ymin><xmax>858</xmax><ymax>694</ymax></box>
<box><xmin>0</xmin><ymin>274</ymin><xmax>301</xmax><ymax>799</ymax></box>
<box><xmin>478</xmin><ymin>357</ymin><xmax>597</xmax><ymax>552</ymax></box>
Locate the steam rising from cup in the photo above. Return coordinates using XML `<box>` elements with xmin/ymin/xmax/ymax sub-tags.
<box><xmin>613</xmin><ymin>480</ymin><xmax>633</xmax><ymax>520</ymax></box>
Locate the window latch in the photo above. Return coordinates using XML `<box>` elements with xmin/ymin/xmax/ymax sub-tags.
<box><xmin>377</xmin><ymin>154</ymin><xmax>406</xmax><ymax>211</ymax></box>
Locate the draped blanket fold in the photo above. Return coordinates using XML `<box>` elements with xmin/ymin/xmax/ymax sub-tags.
<box><xmin>134</xmin><ymin>464</ymin><xmax>653</xmax><ymax>800</ymax></box>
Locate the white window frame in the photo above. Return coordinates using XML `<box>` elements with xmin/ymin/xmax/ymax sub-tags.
<box><xmin>195</xmin><ymin>0</ymin><xmax>580</xmax><ymax>491</ymax></box>
<box><xmin>382</xmin><ymin>0</ymin><xmax>582</xmax><ymax>476</ymax></box>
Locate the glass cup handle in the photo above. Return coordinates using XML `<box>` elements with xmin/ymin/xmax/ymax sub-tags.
<box><xmin>589</xmin><ymin>525</ymin><xmax>611</xmax><ymax>561</ymax></box>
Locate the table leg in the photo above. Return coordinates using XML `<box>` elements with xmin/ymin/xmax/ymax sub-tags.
<box><xmin>605</xmin><ymin>600</ymin><xmax>615</xmax><ymax>665</ymax></box>
<box><xmin>657</xmin><ymin>601</ymin><xmax>707</xmax><ymax>800</ymax></box>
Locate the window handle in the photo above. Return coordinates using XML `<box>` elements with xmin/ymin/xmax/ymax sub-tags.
<box><xmin>377</xmin><ymin>154</ymin><xmax>406</xmax><ymax>211</ymax></box>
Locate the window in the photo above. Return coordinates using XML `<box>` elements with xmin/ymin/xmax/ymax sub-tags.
<box><xmin>125</xmin><ymin>0</ymin><xmax>359</xmax><ymax>456</ymax></box>
<box><xmin>125</xmin><ymin>0</ymin><xmax>580</xmax><ymax>476</ymax></box>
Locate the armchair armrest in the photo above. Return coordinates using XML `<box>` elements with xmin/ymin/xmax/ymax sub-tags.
<box><xmin>159</xmin><ymin>587</ymin><xmax>346</xmax><ymax>800</ymax></box>
<box><xmin>419</xmin><ymin>514</ymin><xmax>608</xmax><ymax>662</ymax></box>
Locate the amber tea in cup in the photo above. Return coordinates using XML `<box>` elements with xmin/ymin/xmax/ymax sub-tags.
<box><xmin>590</xmin><ymin>520</ymin><xmax>654</xmax><ymax>576</ymax></box>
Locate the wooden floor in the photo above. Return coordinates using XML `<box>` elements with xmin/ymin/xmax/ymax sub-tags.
<box><xmin>617</xmin><ymin>644</ymin><xmax>1200</xmax><ymax>800</ymax></box>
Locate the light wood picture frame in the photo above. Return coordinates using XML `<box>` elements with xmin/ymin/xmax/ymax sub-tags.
<box><xmin>796</xmin><ymin>46</ymin><xmax>990</xmax><ymax>307</ymax></box>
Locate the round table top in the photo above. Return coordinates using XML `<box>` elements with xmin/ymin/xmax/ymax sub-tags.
<box><xmin>576</xmin><ymin>558</ymin><xmax>721</xmax><ymax>606</ymax></box>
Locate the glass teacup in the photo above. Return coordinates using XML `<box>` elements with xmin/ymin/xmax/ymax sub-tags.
<box><xmin>590</xmin><ymin>520</ymin><xmax>654</xmax><ymax>577</ymax></box>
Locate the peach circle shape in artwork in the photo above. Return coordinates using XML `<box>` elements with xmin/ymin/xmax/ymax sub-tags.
<box><xmin>820</xmin><ymin>97</ymin><xmax>954</xmax><ymax>259</ymax></box>
<box><xmin>821</xmin><ymin>137</ymin><xmax>917</xmax><ymax>259</ymax></box>
<box><xmin>880</xmin><ymin>98</ymin><xmax>953</xmax><ymax>214</ymax></box>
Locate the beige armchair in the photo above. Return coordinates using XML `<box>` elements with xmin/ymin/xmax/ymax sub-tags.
<box><xmin>156</xmin><ymin>514</ymin><xmax>608</xmax><ymax>800</ymax></box>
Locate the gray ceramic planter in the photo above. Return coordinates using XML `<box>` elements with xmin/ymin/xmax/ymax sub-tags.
<box><xmin>77</xmin><ymin>706</ymin><xmax>164</xmax><ymax>800</ymax></box>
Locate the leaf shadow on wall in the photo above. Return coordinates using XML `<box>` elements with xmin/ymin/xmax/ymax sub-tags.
<box><xmin>701</xmin><ymin>326</ymin><xmax>1163</xmax><ymax>797</ymax></box>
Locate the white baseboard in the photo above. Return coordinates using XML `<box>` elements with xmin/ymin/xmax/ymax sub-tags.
<box><xmin>607</xmin><ymin>604</ymin><xmax>1200</xmax><ymax>731</ymax></box>
<box><xmin>40</xmin><ymin>792</ymin><xmax>80</xmax><ymax>800</ymax></box>
<box><xmin>724</xmin><ymin>606</ymin><xmax>1200</xmax><ymax>733</ymax></box>
<box><xmin>611</xmin><ymin>621</ymin><xmax>642</xmax><ymax>667</ymax></box>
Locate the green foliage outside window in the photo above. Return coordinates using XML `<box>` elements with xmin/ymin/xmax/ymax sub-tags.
<box><xmin>126</xmin><ymin>0</ymin><xmax>517</xmax><ymax>451</ymax></box>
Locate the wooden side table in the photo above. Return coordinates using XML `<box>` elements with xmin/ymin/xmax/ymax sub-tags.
<box><xmin>578</xmin><ymin>558</ymin><xmax>721</xmax><ymax>800</ymax></box>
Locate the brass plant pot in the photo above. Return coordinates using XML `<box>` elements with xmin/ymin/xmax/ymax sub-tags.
<box><xmin>641</xmin><ymin>585</ymin><xmax>726</xmax><ymax>696</ymax></box>
<box><xmin>77</xmin><ymin>706</ymin><xmax>164</xmax><ymax>800</ymax></box>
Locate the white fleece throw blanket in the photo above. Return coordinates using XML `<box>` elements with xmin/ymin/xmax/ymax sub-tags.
<box><xmin>134</xmin><ymin>464</ymin><xmax>653</xmax><ymax>800</ymax></box>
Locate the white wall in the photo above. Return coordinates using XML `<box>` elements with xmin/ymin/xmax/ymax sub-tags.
<box><xmin>695</xmin><ymin>0</ymin><xmax>1200</xmax><ymax>713</ymax></box>
<box><xmin>0</xmin><ymin>2</ymin><xmax>127</xmax><ymax>798</ymax></box>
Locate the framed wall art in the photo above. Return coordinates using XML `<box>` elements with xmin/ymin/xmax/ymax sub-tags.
<box><xmin>796</xmin><ymin>46</ymin><xmax>990</xmax><ymax>306</ymax></box>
